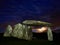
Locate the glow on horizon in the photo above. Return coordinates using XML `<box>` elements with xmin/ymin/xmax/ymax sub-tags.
<box><xmin>32</xmin><ymin>27</ymin><xmax>48</xmax><ymax>33</ymax></box>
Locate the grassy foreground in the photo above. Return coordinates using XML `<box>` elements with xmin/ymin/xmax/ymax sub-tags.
<box><xmin>0</xmin><ymin>33</ymin><xmax>60</xmax><ymax>45</ymax></box>
<box><xmin>0</xmin><ymin>37</ymin><xmax>59</xmax><ymax>45</ymax></box>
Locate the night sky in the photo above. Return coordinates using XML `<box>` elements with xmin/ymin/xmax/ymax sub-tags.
<box><xmin>0</xmin><ymin>0</ymin><xmax>60</xmax><ymax>33</ymax></box>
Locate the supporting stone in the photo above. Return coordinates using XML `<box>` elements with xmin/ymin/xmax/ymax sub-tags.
<box><xmin>4</xmin><ymin>25</ymin><xmax>12</xmax><ymax>37</ymax></box>
<box><xmin>47</xmin><ymin>27</ymin><xmax>53</xmax><ymax>41</ymax></box>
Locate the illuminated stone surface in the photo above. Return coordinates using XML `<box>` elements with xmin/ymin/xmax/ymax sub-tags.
<box><xmin>47</xmin><ymin>27</ymin><xmax>53</xmax><ymax>41</ymax></box>
<box><xmin>4</xmin><ymin>25</ymin><xmax>12</xmax><ymax>37</ymax></box>
<box><xmin>11</xmin><ymin>23</ymin><xmax>23</xmax><ymax>38</ymax></box>
<box><xmin>4</xmin><ymin>20</ymin><xmax>53</xmax><ymax>41</ymax></box>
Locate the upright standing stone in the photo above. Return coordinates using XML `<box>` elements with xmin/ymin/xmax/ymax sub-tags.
<box><xmin>4</xmin><ymin>25</ymin><xmax>12</xmax><ymax>37</ymax></box>
<box><xmin>47</xmin><ymin>27</ymin><xmax>53</xmax><ymax>41</ymax></box>
<box><xmin>23</xmin><ymin>25</ymin><xmax>32</xmax><ymax>40</ymax></box>
<box><xmin>11</xmin><ymin>23</ymin><xmax>23</xmax><ymax>39</ymax></box>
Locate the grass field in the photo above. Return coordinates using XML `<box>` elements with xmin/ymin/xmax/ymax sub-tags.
<box><xmin>0</xmin><ymin>33</ymin><xmax>60</xmax><ymax>45</ymax></box>
<box><xmin>0</xmin><ymin>37</ymin><xmax>58</xmax><ymax>45</ymax></box>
